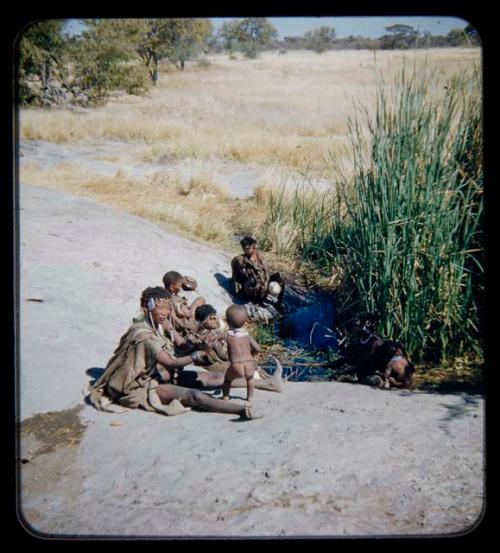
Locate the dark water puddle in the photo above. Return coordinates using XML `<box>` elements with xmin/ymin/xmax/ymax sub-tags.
<box><xmin>262</xmin><ymin>294</ymin><xmax>339</xmax><ymax>382</ymax></box>
<box><xmin>280</xmin><ymin>297</ymin><xmax>337</xmax><ymax>348</ymax></box>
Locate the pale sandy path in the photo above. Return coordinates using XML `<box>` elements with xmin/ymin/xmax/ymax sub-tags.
<box><xmin>18</xmin><ymin>184</ymin><xmax>485</xmax><ymax>538</ymax></box>
<box><xmin>20</xmin><ymin>139</ymin><xmax>331</xmax><ymax>199</ymax></box>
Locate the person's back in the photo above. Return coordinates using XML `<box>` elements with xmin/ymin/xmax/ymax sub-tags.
<box><xmin>223</xmin><ymin>304</ymin><xmax>260</xmax><ymax>403</ymax></box>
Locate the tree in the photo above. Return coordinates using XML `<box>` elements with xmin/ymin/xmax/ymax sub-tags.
<box><xmin>222</xmin><ymin>18</ymin><xmax>278</xmax><ymax>58</ymax></box>
<box><xmin>119</xmin><ymin>19</ymin><xmax>171</xmax><ymax>84</ymax></box>
<box><xmin>17</xmin><ymin>19</ymin><xmax>69</xmax><ymax>105</ymax></box>
<box><xmin>162</xmin><ymin>18</ymin><xmax>213</xmax><ymax>71</ymax></box>
<box><xmin>303</xmin><ymin>26</ymin><xmax>336</xmax><ymax>53</ymax></box>
<box><xmin>445</xmin><ymin>28</ymin><xmax>469</xmax><ymax>47</ymax></box>
<box><xmin>118</xmin><ymin>18</ymin><xmax>212</xmax><ymax>83</ymax></box>
<box><xmin>380</xmin><ymin>24</ymin><xmax>418</xmax><ymax>49</ymax></box>
<box><xmin>464</xmin><ymin>24</ymin><xmax>481</xmax><ymax>46</ymax></box>
<box><xmin>218</xmin><ymin>19</ymin><xmax>241</xmax><ymax>53</ymax></box>
<box><xmin>71</xmin><ymin>19</ymin><xmax>139</xmax><ymax>101</ymax></box>
<box><xmin>240</xmin><ymin>17</ymin><xmax>278</xmax><ymax>57</ymax></box>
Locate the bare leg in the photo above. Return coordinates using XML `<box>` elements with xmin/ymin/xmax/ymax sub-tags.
<box><xmin>246</xmin><ymin>375</ymin><xmax>255</xmax><ymax>403</ymax></box>
<box><xmin>193</xmin><ymin>357</ymin><xmax>283</xmax><ymax>393</ymax></box>
<box><xmin>189</xmin><ymin>296</ymin><xmax>206</xmax><ymax>314</ymax></box>
<box><xmin>222</xmin><ymin>365</ymin><xmax>243</xmax><ymax>400</ymax></box>
<box><xmin>156</xmin><ymin>384</ymin><xmax>244</xmax><ymax>416</ymax></box>
<box><xmin>222</xmin><ymin>377</ymin><xmax>231</xmax><ymax>401</ymax></box>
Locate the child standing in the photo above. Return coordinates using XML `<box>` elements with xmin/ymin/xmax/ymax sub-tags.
<box><xmin>223</xmin><ymin>304</ymin><xmax>260</xmax><ymax>403</ymax></box>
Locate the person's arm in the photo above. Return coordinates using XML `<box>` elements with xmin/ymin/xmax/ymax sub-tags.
<box><xmin>255</xmin><ymin>252</ymin><xmax>269</xmax><ymax>279</ymax></box>
<box><xmin>249</xmin><ymin>335</ymin><xmax>261</xmax><ymax>354</ymax></box>
<box><xmin>182</xmin><ymin>276</ymin><xmax>198</xmax><ymax>291</ymax></box>
<box><xmin>156</xmin><ymin>349</ymin><xmax>201</xmax><ymax>368</ymax></box>
<box><xmin>212</xmin><ymin>339</ymin><xmax>229</xmax><ymax>361</ymax></box>
<box><xmin>388</xmin><ymin>374</ymin><xmax>412</xmax><ymax>389</ymax></box>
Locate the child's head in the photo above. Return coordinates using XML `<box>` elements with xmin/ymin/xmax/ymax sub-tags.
<box><xmin>140</xmin><ymin>286</ymin><xmax>172</xmax><ymax>326</ymax></box>
<box><xmin>162</xmin><ymin>270</ymin><xmax>184</xmax><ymax>294</ymax></box>
<box><xmin>195</xmin><ymin>304</ymin><xmax>219</xmax><ymax>330</ymax></box>
<box><xmin>226</xmin><ymin>304</ymin><xmax>248</xmax><ymax>329</ymax></box>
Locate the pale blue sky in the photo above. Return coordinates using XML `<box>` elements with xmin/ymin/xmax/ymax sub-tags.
<box><xmin>64</xmin><ymin>17</ymin><xmax>470</xmax><ymax>40</ymax></box>
<box><xmin>209</xmin><ymin>16</ymin><xmax>469</xmax><ymax>39</ymax></box>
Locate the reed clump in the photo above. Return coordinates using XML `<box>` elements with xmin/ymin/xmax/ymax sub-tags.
<box><xmin>258</xmin><ymin>64</ymin><xmax>483</xmax><ymax>364</ymax></box>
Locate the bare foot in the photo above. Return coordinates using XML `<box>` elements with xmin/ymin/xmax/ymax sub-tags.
<box><xmin>222</xmin><ymin>395</ymin><xmax>230</xmax><ymax>401</ymax></box>
<box><xmin>164</xmin><ymin>398</ymin><xmax>191</xmax><ymax>416</ymax></box>
<box><xmin>256</xmin><ymin>366</ymin><xmax>271</xmax><ymax>380</ymax></box>
<box><xmin>243</xmin><ymin>403</ymin><xmax>264</xmax><ymax>420</ymax></box>
<box><xmin>270</xmin><ymin>356</ymin><xmax>284</xmax><ymax>392</ymax></box>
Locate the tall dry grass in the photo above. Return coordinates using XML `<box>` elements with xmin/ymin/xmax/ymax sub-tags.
<box><xmin>258</xmin><ymin>63</ymin><xmax>483</xmax><ymax>363</ymax></box>
<box><xmin>20</xmin><ymin>49</ymin><xmax>480</xmax><ymax>175</ymax></box>
<box><xmin>20</xmin><ymin>162</ymin><xmax>235</xmax><ymax>245</ymax></box>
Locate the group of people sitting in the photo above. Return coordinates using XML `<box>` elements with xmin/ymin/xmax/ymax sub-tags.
<box><xmin>88</xmin><ymin>237</ymin><xmax>414</xmax><ymax>421</ymax></box>
<box><xmin>89</xmin><ymin>264</ymin><xmax>282</xmax><ymax>419</ymax></box>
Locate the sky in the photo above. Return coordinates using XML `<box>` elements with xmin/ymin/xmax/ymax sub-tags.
<box><xmin>209</xmin><ymin>16</ymin><xmax>469</xmax><ymax>39</ymax></box>
<box><xmin>64</xmin><ymin>16</ymin><xmax>469</xmax><ymax>40</ymax></box>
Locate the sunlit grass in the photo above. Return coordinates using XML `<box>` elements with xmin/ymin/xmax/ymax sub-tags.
<box><xmin>257</xmin><ymin>63</ymin><xmax>483</xmax><ymax>364</ymax></box>
<box><xmin>20</xmin><ymin>49</ymin><xmax>480</xmax><ymax>174</ymax></box>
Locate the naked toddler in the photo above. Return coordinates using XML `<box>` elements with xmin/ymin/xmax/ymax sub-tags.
<box><xmin>223</xmin><ymin>304</ymin><xmax>260</xmax><ymax>403</ymax></box>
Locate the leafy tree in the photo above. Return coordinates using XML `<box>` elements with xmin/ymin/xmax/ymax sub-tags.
<box><xmin>380</xmin><ymin>24</ymin><xmax>418</xmax><ymax>49</ymax></box>
<box><xmin>445</xmin><ymin>28</ymin><xmax>469</xmax><ymax>47</ymax></box>
<box><xmin>162</xmin><ymin>18</ymin><xmax>213</xmax><ymax>70</ymax></box>
<box><xmin>117</xmin><ymin>18</ymin><xmax>212</xmax><ymax>83</ymax></box>
<box><xmin>237</xmin><ymin>17</ymin><xmax>278</xmax><ymax>58</ymax></box>
<box><xmin>17</xmin><ymin>19</ymin><xmax>69</xmax><ymax>105</ymax></box>
<box><xmin>218</xmin><ymin>19</ymin><xmax>241</xmax><ymax>53</ymax></box>
<box><xmin>464</xmin><ymin>24</ymin><xmax>481</xmax><ymax>46</ymax></box>
<box><xmin>70</xmin><ymin>19</ymin><xmax>139</xmax><ymax>101</ymax></box>
<box><xmin>117</xmin><ymin>19</ymin><xmax>170</xmax><ymax>85</ymax></box>
<box><xmin>218</xmin><ymin>18</ymin><xmax>277</xmax><ymax>58</ymax></box>
<box><xmin>303</xmin><ymin>26</ymin><xmax>336</xmax><ymax>53</ymax></box>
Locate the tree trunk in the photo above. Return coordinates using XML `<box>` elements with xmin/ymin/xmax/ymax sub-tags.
<box><xmin>40</xmin><ymin>61</ymin><xmax>48</xmax><ymax>90</ymax></box>
<box><xmin>151</xmin><ymin>57</ymin><xmax>159</xmax><ymax>85</ymax></box>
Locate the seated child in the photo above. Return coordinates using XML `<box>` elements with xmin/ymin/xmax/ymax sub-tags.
<box><xmin>189</xmin><ymin>304</ymin><xmax>230</xmax><ymax>373</ymax></box>
<box><xmin>222</xmin><ymin>304</ymin><xmax>261</xmax><ymax>403</ymax></box>
<box><xmin>162</xmin><ymin>270</ymin><xmax>206</xmax><ymax>336</ymax></box>
<box><xmin>381</xmin><ymin>341</ymin><xmax>415</xmax><ymax>389</ymax></box>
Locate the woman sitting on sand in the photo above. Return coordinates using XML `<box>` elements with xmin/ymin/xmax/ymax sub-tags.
<box><xmin>231</xmin><ymin>236</ymin><xmax>285</xmax><ymax>305</ymax></box>
<box><xmin>88</xmin><ymin>287</ymin><xmax>283</xmax><ymax>419</ymax></box>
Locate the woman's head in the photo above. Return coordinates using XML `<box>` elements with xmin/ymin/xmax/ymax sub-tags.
<box><xmin>140</xmin><ymin>286</ymin><xmax>172</xmax><ymax>326</ymax></box>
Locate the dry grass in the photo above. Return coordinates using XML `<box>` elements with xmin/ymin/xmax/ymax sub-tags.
<box><xmin>20</xmin><ymin>49</ymin><xmax>480</xmax><ymax>175</ymax></box>
<box><xmin>19</xmin><ymin>49</ymin><xmax>481</xmax><ymax>255</ymax></box>
<box><xmin>20</xmin><ymin>162</ymin><xmax>235</xmax><ymax>246</ymax></box>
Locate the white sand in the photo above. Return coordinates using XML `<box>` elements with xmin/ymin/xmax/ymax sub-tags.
<box><xmin>18</xmin><ymin>184</ymin><xmax>484</xmax><ymax>538</ymax></box>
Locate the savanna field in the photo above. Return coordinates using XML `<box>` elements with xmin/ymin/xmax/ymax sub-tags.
<box><xmin>20</xmin><ymin>48</ymin><xmax>484</xmax><ymax>388</ymax></box>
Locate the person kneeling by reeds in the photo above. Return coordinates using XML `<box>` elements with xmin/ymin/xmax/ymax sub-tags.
<box><xmin>331</xmin><ymin>312</ymin><xmax>415</xmax><ymax>389</ymax></box>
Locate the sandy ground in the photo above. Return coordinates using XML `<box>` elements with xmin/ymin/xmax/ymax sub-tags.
<box><xmin>18</xmin><ymin>184</ymin><xmax>485</xmax><ymax>538</ymax></box>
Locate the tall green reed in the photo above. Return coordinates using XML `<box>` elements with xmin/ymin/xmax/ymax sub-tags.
<box><xmin>258</xmin><ymin>64</ymin><xmax>483</xmax><ymax>363</ymax></box>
